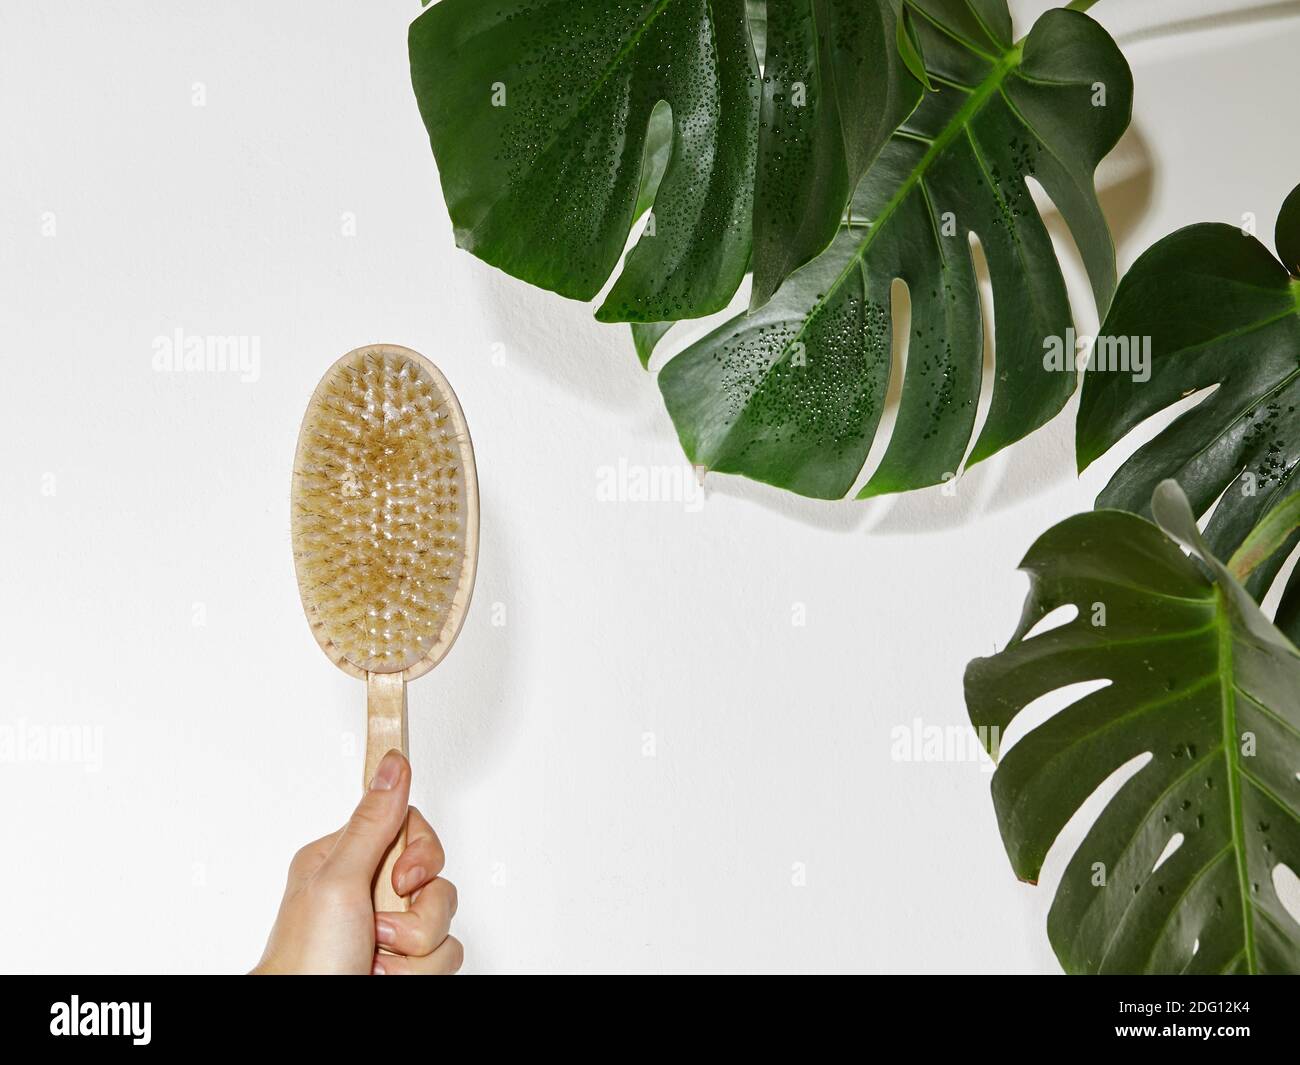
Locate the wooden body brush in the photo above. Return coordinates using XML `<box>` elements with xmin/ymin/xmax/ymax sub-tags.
<box><xmin>292</xmin><ymin>344</ymin><xmax>478</xmax><ymax>912</ymax></box>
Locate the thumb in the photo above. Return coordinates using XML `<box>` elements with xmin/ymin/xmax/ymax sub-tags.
<box><xmin>322</xmin><ymin>749</ymin><xmax>410</xmax><ymax>885</ymax></box>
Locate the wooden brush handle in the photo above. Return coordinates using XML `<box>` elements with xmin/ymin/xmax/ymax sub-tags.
<box><xmin>365</xmin><ymin>672</ymin><xmax>409</xmax><ymax>917</ymax></box>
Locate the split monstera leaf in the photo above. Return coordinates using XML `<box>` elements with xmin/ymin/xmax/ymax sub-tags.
<box><xmin>409</xmin><ymin>0</ymin><xmax>917</xmax><ymax>322</ymax></box>
<box><xmin>1078</xmin><ymin>182</ymin><xmax>1300</xmax><ymax>639</ymax></box>
<box><xmin>660</xmin><ymin>2</ymin><xmax>1129</xmax><ymax>497</ymax></box>
<box><xmin>966</xmin><ymin>482</ymin><xmax>1300</xmax><ymax>974</ymax></box>
<box><xmin>969</xmin><ymin>183</ymin><xmax>1300</xmax><ymax>973</ymax></box>
<box><xmin>409</xmin><ymin>0</ymin><xmax>1132</xmax><ymax>498</ymax></box>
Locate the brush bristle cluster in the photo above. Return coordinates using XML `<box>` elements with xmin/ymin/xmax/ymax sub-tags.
<box><xmin>293</xmin><ymin>350</ymin><xmax>468</xmax><ymax>673</ymax></box>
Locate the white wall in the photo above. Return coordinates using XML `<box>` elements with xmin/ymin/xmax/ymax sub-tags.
<box><xmin>1</xmin><ymin>0</ymin><xmax>1297</xmax><ymax>974</ymax></box>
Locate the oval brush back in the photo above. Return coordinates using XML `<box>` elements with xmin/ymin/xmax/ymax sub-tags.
<box><xmin>292</xmin><ymin>344</ymin><xmax>478</xmax><ymax>912</ymax></box>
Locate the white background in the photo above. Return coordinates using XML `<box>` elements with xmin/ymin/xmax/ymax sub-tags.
<box><xmin>2</xmin><ymin>0</ymin><xmax>1299</xmax><ymax>974</ymax></box>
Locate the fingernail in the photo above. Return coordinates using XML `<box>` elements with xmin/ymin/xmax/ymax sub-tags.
<box><xmin>399</xmin><ymin>866</ymin><xmax>426</xmax><ymax>895</ymax></box>
<box><xmin>371</xmin><ymin>959</ymin><xmax>386</xmax><ymax>975</ymax></box>
<box><xmin>370</xmin><ymin>750</ymin><xmax>403</xmax><ymax>791</ymax></box>
<box><xmin>375</xmin><ymin>920</ymin><xmax>396</xmax><ymax>946</ymax></box>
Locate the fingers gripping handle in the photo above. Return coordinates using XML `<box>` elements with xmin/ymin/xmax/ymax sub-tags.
<box><xmin>365</xmin><ymin>672</ymin><xmax>409</xmax><ymax>916</ymax></box>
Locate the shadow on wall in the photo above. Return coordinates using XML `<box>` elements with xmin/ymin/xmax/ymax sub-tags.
<box><xmin>408</xmin><ymin>497</ymin><xmax>519</xmax><ymax>808</ymax></box>
<box><xmin>1094</xmin><ymin>123</ymin><xmax>1158</xmax><ymax>266</ymax></box>
<box><xmin>1113</xmin><ymin>0</ymin><xmax>1300</xmax><ymax>48</ymax></box>
<box><xmin>475</xmin><ymin>256</ymin><xmax>652</xmax><ymax>414</ymax></box>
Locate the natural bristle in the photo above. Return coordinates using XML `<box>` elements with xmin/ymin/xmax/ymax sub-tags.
<box><xmin>292</xmin><ymin>349</ymin><xmax>471</xmax><ymax>673</ymax></box>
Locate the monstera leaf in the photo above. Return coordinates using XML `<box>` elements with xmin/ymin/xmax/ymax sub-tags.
<box><xmin>966</xmin><ymin>481</ymin><xmax>1300</xmax><ymax>974</ymax></box>
<box><xmin>749</xmin><ymin>0</ymin><xmax>921</xmax><ymax>307</ymax></box>
<box><xmin>658</xmin><ymin>1</ymin><xmax>1131</xmax><ymax>499</ymax></box>
<box><xmin>408</xmin><ymin>0</ymin><xmax>917</xmax><ymax>324</ymax></box>
<box><xmin>1077</xmin><ymin>182</ymin><xmax>1300</xmax><ymax>639</ymax></box>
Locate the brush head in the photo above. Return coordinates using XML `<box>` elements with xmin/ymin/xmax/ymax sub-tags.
<box><xmin>292</xmin><ymin>345</ymin><xmax>478</xmax><ymax>679</ymax></box>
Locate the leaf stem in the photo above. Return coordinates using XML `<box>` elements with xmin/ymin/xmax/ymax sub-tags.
<box><xmin>1213</xmin><ymin>586</ymin><xmax>1258</xmax><ymax>975</ymax></box>
<box><xmin>1227</xmin><ymin>489</ymin><xmax>1300</xmax><ymax>581</ymax></box>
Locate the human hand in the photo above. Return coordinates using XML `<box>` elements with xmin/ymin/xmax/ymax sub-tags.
<box><xmin>252</xmin><ymin>750</ymin><xmax>462</xmax><ymax>975</ymax></box>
